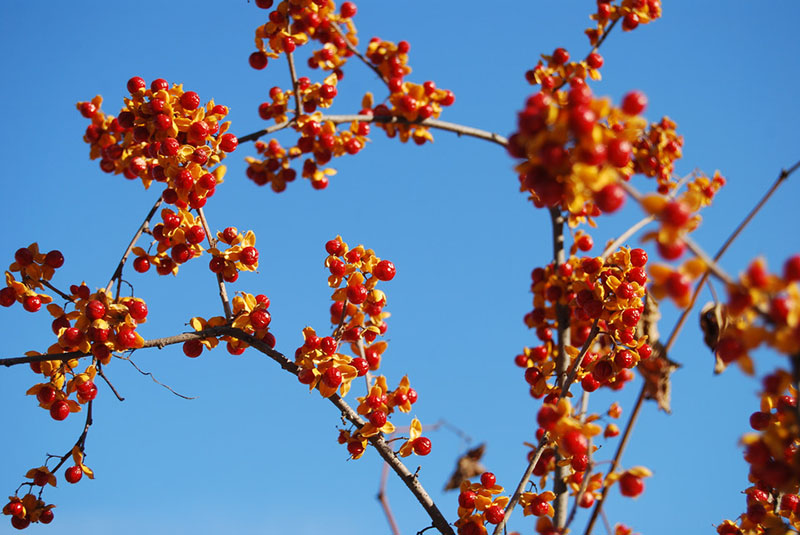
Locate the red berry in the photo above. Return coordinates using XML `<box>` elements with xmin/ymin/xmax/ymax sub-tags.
<box><xmin>127</xmin><ymin>76</ymin><xmax>146</xmax><ymax>93</ymax></box>
<box><xmin>595</xmin><ymin>183</ymin><xmax>625</xmax><ymax>213</ymax></box>
<box><xmin>255</xmin><ymin>0</ymin><xmax>273</xmax><ymax>7</ymax></box>
<box><xmin>587</xmin><ymin>52</ymin><xmax>604</xmax><ymax>69</ymax></box>
<box><xmin>665</xmin><ymin>272</ymin><xmax>691</xmax><ymax>299</ymax></box>
<box><xmin>481</xmin><ymin>472</ymin><xmax>497</xmax><ymax>488</ymax></box>
<box><xmin>250</xmin><ymin>309</ymin><xmax>272</xmax><ymax>330</ymax></box>
<box><xmin>220</xmin><ymin>133</ymin><xmax>238</xmax><ymax>152</ymax></box>
<box><xmin>14</xmin><ymin>247</ymin><xmax>33</xmax><ymax>266</ymax></box>
<box><xmin>0</xmin><ymin>287</ymin><xmax>16</xmax><ymax>307</ymax></box>
<box><xmin>749</xmin><ymin>411</ymin><xmax>771</xmax><ymax>431</ymax></box>
<box><xmin>614</xmin><ymin>349</ymin><xmax>635</xmax><ymax>369</ymax></box>
<box><xmin>784</xmin><ymin>255</ymin><xmax>800</xmax><ymax>281</ymax></box>
<box><xmin>347</xmin><ymin>441</ymin><xmax>364</xmax><ymax>457</ymax></box>
<box><xmin>171</xmin><ymin>244</ymin><xmax>193</xmax><ymax>264</ymax></box>
<box><xmin>630</xmin><ymin>248</ymin><xmax>647</xmax><ymax>267</ymax></box>
<box><xmin>322</xmin><ymin>367</ymin><xmax>342</xmax><ymax>388</ymax></box>
<box><xmin>39</xmin><ymin>509</ymin><xmax>54</xmax><ymax>524</ymax></box>
<box><xmin>240</xmin><ymin>246</ymin><xmax>259</xmax><ymax>266</ymax></box>
<box><xmin>572</xmin><ymin>454</ymin><xmax>589</xmax><ymax>472</ymax></box>
<box><xmin>37</xmin><ymin>386</ymin><xmax>56</xmax><ymax>404</ymax></box>
<box><xmin>11</xmin><ymin>516</ymin><xmax>30</xmax><ymax>529</ymax></box>
<box><xmin>485</xmin><ymin>504</ymin><xmax>504</xmax><ymax>524</ymax></box>
<box><xmin>552</xmin><ymin>47</ymin><xmax>570</xmax><ymax>65</ymax></box>
<box><xmin>23</xmin><ymin>295</ymin><xmax>41</xmax><ymax>312</ymax></box>
<box><xmin>577</xmin><ymin>235</ymin><xmax>593</xmax><ymax>251</ymax></box>
<box><xmin>622</xmin><ymin>12</ymin><xmax>640</xmax><ymax>31</ymax></box>
<box><xmin>661</xmin><ymin>200</ymin><xmax>691</xmax><ymax>227</ymax></box>
<box><xmin>563</xmin><ymin>429</ymin><xmax>588</xmax><ymax>456</ymax></box>
<box><xmin>50</xmin><ymin>400</ymin><xmax>70</xmax><ymax>420</ymax></box>
<box><xmin>412</xmin><ymin>437</ymin><xmax>432</xmax><ymax>455</ymax></box>
<box><xmin>340</xmin><ymin>1</ymin><xmax>357</xmax><ymax>17</ymax></box>
<box><xmin>65</xmin><ymin>465</ymin><xmax>83</xmax><ymax>484</ymax></box>
<box><xmin>621</xmin><ymin>91</ymin><xmax>647</xmax><ymax>115</ymax></box>
<box><xmin>607</xmin><ymin>139</ymin><xmax>632</xmax><ymax>167</ymax></box>
<box><xmin>374</xmin><ymin>260</ymin><xmax>396</xmax><ymax>281</ymax></box>
<box><xmin>619</xmin><ymin>472</ymin><xmax>644</xmax><ymax>497</ymax></box>
<box><xmin>352</xmin><ymin>357</ymin><xmax>369</xmax><ymax>376</ymax></box>
<box><xmin>183</xmin><ymin>339</ymin><xmax>203</xmax><ymax>358</ymax></box>
<box><xmin>657</xmin><ymin>240</ymin><xmax>686</xmax><ymax>260</ymax></box>
<box><xmin>581</xmin><ymin>373</ymin><xmax>600</xmax><ymax>392</ymax></box>
<box><xmin>367</xmin><ymin>411</ymin><xmax>387</xmax><ymax>427</ymax></box>
<box><xmin>459</xmin><ymin>490</ymin><xmax>477</xmax><ymax>509</ymax></box>
<box><xmin>86</xmin><ymin>300</ymin><xmax>106</xmax><ymax>320</ymax></box>
<box><xmin>180</xmin><ymin>91</ymin><xmax>201</xmax><ymax>110</ymax></box>
<box><xmin>45</xmin><ymin>250</ymin><xmax>65</xmax><ymax>268</ymax></box>
<box><xmin>347</xmin><ymin>284</ymin><xmax>368</xmax><ymax>304</ymax></box>
<box><xmin>77</xmin><ymin>380</ymin><xmax>98</xmax><ymax>401</ymax></box>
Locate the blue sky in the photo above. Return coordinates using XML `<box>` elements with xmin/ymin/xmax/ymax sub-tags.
<box><xmin>1</xmin><ymin>1</ymin><xmax>799</xmax><ymax>534</ymax></box>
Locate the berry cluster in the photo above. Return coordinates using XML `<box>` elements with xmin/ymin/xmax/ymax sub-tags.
<box><xmin>455</xmin><ymin>472</ymin><xmax>508</xmax><ymax>534</ymax></box>
<box><xmin>2</xmin><ymin>493</ymin><xmax>54</xmax><ymax>530</ymax></box>
<box><xmin>520</xmin><ymin>247</ymin><xmax>652</xmax><ymax>397</ymax></box>
<box><xmin>187</xmin><ymin>292</ymin><xmax>276</xmax><ymax>358</ymax></box>
<box><xmin>77</xmin><ymin>77</ymin><xmax>236</xmax><ymax>210</ymax></box>
<box><xmin>586</xmin><ymin>0</ymin><xmax>662</xmax><ymax>45</ymax></box>
<box><xmin>250</xmin><ymin>0</ymin><xmax>357</xmax><ymax>77</ymax></box>
<box><xmin>640</xmin><ymin>171</ymin><xmax>726</xmax><ymax>261</ymax></box>
<box><xmin>509</xmin><ymin>83</ymin><xmax>653</xmax><ymax>221</ymax></box>
<box><xmin>704</xmin><ymin>255</ymin><xmax>800</xmax><ymax>373</ymax></box>
<box><xmin>1</xmin><ymin>244</ymin><xmax>64</xmax><ymax>313</ymax></box>
<box><xmin>716</xmin><ymin>370</ymin><xmax>800</xmax><ymax>533</ymax></box>
<box><xmin>355</xmin><ymin>375</ymin><xmax>420</xmax><ymax>441</ymax></box>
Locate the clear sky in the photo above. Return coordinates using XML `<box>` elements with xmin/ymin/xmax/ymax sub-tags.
<box><xmin>1</xmin><ymin>1</ymin><xmax>799</xmax><ymax>534</ymax></box>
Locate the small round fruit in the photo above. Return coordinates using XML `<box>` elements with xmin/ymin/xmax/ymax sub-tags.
<box><xmin>249</xmin><ymin>51</ymin><xmax>268</xmax><ymax>70</ymax></box>
<box><xmin>133</xmin><ymin>256</ymin><xmax>150</xmax><ymax>273</ymax></box>
<box><xmin>50</xmin><ymin>400</ymin><xmax>70</xmax><ymax>421</ymax></box>
<box><xmin>322</xmin><ymin>367</ymin><xmax>342</xmax><ymax>388</ymax></box>
<box><xmin>45</xmin><ymin>250</ymin><xmax>65</xmax><ymax>268</ymax></box>
<box><xmin>619</xmin><ymin>472</ymin><xmax>644</xmax><ymax>497</ymax></box>
<box><xmin>240</xmin><ymin>246</ymin><xmax>259</xmax><ymax>266</ymax></box>
<box><xmin>621</xmin><ymin>91</ymin><xmax>647</xmax><ymax>115</ymax></box>
<box><xmin>37</xmin><ymin>386</ymin><xmax>57</xmax><ymax>404</ymax></box>
<box><xmin>39</xmin><ymin>509</ymin><xmax>54</xmax><ymax>524</ymax></box>
<box><xmin>65</xmin><ymin>465</ymin><xmax>83</xmax><ymax>484</ymax></box>
<box><xmin>481</xmin><ymin>472</ymin><xmax>496</xmax><ymax>488</ymax></box>
<box><xmin>183</xmin><ymin>340</ymin><xmax>203</xmax><ymax>358</ymax></box>
<box><xmin>595</xmin><ymin>184</ymin><xmax>625</xmax><ymax>213</ymax></box>
<box><xmin>23</xmin><ymin>295</ymin><xmax>41</xmax><ymax>312</ymax></box>
<box><xmin>374</xmin><ymin>260</ymin><xmax>396</xmax><ymax>281</ymax></box>
<box><xmin>412</xmin><ymin>437</ymin><xmax>432</xmax><ymax>455</ymax></box>
<box><xmin>563</xmin><ymin>429</ymin><xmax>588</xmax><ymax>456</ymax></box>
<box><xmin>250</xmin><ymin>309</ymin><xmax>272</xmax><ymax>330</ymax></box>
<box><xmin>11</xmin><ymin>516</ymin><xmax>30</xmax><ymax>530</ymax></box>
<box><xmin>458</xmin><ymin>490</ymin><xmax>477</xmax><ymax>509</ymax></box>
<box><xmin>77</xmin><ymin>380</ymin><xmax>98</xmax><ymax>401</ymax></box>
<box><xmin>485</xmin><ymin>505</ymin><xmax>504</xmax><ymax>524</ymax></box>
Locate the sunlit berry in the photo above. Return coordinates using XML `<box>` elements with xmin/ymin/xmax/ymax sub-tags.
<box><xmin>50</xmin><ymin>400</ymin><xmax>70</xmax><ymax>420</ymax></box>
<box><xmin>65</xmin><ymin>465</ymin><xmax>83</xmax><ymax>484</ymax></box>
<box><xmin>180</xmin><ymin>91</ymin><xmax>201</xmax><ymax>110</ymax></box>
<box><xmin>23</xmin><ymin>295</ymin><xmax>41</xmax><ymax>312</ymax></box>
<box><xmin>619</xmin><ymin>472</ymin><xmax>644</xmax><ymax>497</ymax></box>
<box><xmin>127</xmin><ymin>76</ymin><xmax>146</xmax><ymax>93</ymax></box>
<box><xmin>45</xmin><ymin>250</ymin><xmax>65</xmax><ymax>268</ymax></box>
<box><xmin>621</xmin><ymin>91</ymin><xmax>647</xmax><ymax>115</ymax></box>
<box><xmin>240</xmin><ymin>246</ymin><xmax>259</xmax><ymax>266</ymax></box>
<box><xmin>595</xmin><ymin>184</ymin><xmax>625</xmax><ymax>213</ymax></box>
<box><xmin>481</xmin><ymin>472</ymin><xmax>497</xmax><ymax>488</ymax></box>
<box><xmin>322</xmin><ymin>367</ymin><xmax>342</xmax><ymax>388</ymax></box>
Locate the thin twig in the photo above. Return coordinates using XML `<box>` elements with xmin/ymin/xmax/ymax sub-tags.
<box><xmin>600</xmin><ymin>215</ymin><xmax>655</xmax><ymax>260</ymax></box>
<box><xmin>105</xmin><ymin>198</ymin><xmax>163</xmax><ymax>295</ymax></box>
<box><xmin>329</xmin><ymin>21</ymin><xmax>388</xmax><ymax>86</ymax></box>
<box><xmin>379</xmin><ymin>460</ymin><xmax>402</xmax><ymax>535</ymax></box>
<box><xmin>96</xmin><ymin>362</ymin><xmax>125</xmax><ymax>401</ymax></box>
<box><xmin>286</xmin><ymin>51</ymin><xmax>302</xmax><ymax>120</ymax></box>
<box><xmin>196</xmin><ymin>207</ymin><xmax>232</xmax><ymax>320</ymax></box>
<box><xmin>40</xmin><ymin>280</ymin><xmax>74</xmax><ymax>302</ymax></box>
<box><xmin>238</xmin><ymin>114</ymin><xmax>508</xmax><ymax>147</ymax></box>
<box><xmin>118</xmin><ymin>355</ymin><xmax>197</xmax><ymax>400</ymax></box>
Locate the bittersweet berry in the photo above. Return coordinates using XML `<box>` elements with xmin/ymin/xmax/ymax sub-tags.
<box><xmin>784</xmin><ymin>255</ymin><xmax>800</xmax><ymax>281</ymax></box>
<box><xmin>250</xmin><ymin>309</ymin><xmax>272</xmax><ymax>330</ymax></box>
<box><xmin>367</xmin><ymin>411</ymin><xmax>387</xmax><ymax>427</ymax></box>
<box><xmin>346</xmin><ymin>284</ymin><xmax>368</xmax><ymax>304</ymax></box>
<box><xmin>0</xmin><ymin>287</ymin><xmax>16</xmax><ymax>307</ymax></box>
<box><xmin>595</xmin><ymin>183</ymin><xmax>625</xmax><ymax>213</ymax></box>
<box><xmin>481</xmin><ymin>472</ymin><xmax>496</xmax><ymax>488</ymax></box>
<box><xmin>587</xmin><ymin>52</ymin><xmax>604</xmax><ymax>69</ymax></box>
<box><xmin>621</xmin><ymin>91</ymin><xmax>647</xmax><ymax>115</ymax></box>
<box><xmin>240</xmin><ymin>246</ymin><xmax>259</xmax><ymax>266</ymax></box>
<box><xmin>322</xmin><ymin>367</ymin><xmax>342</xmax><ymax>388</ymax></box>
<box><xmin>11</xmin><ymin>516</ymin><xmax>30</xmax><ymax>529</ymax></box>
<box><xmin>485</xmin><ymin>505</ymin><xmax>504</xmax><ymax>524</ymax></box>
<box><xmin>37</xmin><ymin>386</ymin><xmax>56</xmax><ymax>404</ymax></box>
<box><xmin>412</xmin><ymin>437</ymin><xmax>432</xmax><ymax>455</ymax></box>
<box><xmin>45</xmin><ymin>250</ymin><xmax>65</xmax><ymax>268</ymax></box>
<box><xmin>619</xmin><ymin>473</ymin><xmax>644</xmax><ymax>497</ymax></box>
<box><xmin>180</xmin><ymin>91</ymin><xmax>201</xmax><ymax>110</ymax></box>
<box><xmin>183</xmin><ymin>340</ymin><xmax>203</xmax><ymax>358</ymax></box>
<box><xmin>50</xmin><ymin>400</ymin><xmax>70</xmax><ymax>421</ymax></box>
<box><xmin>661</xmin><ymin>200</ymin><xmax>691</xmax><ymax>227</ymax></box>
<box><xmin>552</xmin><ymin>47</ymin><xmax>569</xmax><ymax>65</ymax></box>
<box><xmin>563</xmin><ymin>429</ymin><xmax>589</xmax><ymax>456</ymax></box>
<box><xmin>347</xmin><ymin>441</ymin><xmax>364</xmax><ymax>457</ymax></box>
<box><xmin>65</xmin><ymin>465</ymin><xmax>83</xmax><ymax>484</ymax></box>
<box><xmin>127</xmin><ymin>76</ymin><xmax>146</xmax><ymax>93</ymax></box>
<box><xmin>23</xmin><ymin>295</ymin><xmax>41</xmax><ymax>312</ymax></box>
<box><xmin>14</xmin><ymin>248</ymin><xmax>33</xmax><ymax>266</ymax></box>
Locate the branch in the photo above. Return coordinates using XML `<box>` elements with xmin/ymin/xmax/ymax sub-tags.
<box><xmin>600</xmin><ymin>214</ymin><xmax>655</xmax><ymax>260</ymax></box>
<box><xmin>286</xmin><ymin>50</ymin><xmax>302</xmax><ymax>120</ymax></box>
<box><xmin>329</xmin><ymin>21</ymin><xmax>389</xmax><ymax>86</ymax></box>
<box><xmin>239</xmin><ymin>114</ymin><xmax>508</xmax><ymax>147</ymax></box>
<box><xmin>105</xmin><ymin>198</ymin><xmax>163</xmax><ymax>295</ymax></box>
<box><xmin>196</xmin><ymin>207</ymin><xmax>232</xmax><ymax>320</ymax></box>
<box><xmin>550</xmin><ymin>207</ymin><xmax>570</xmax><ymax>528</ymax></box>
